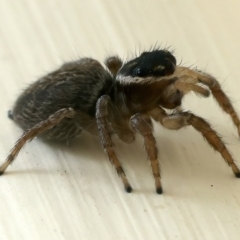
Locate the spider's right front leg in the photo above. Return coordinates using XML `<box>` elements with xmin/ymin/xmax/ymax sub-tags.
<box><xmin>176</xmin><ymin>66</ymin><xmax>240</xmax><ymax>136</ymax></box>
<box><xmin>96</xmin><ymin>95</ymin><xmax>132</xmax><ymax>193</ymax></box>
<box><xmin>149</xmin><ymin>107</ymin><xmax>240</xmax><ymax>177</ymax></box>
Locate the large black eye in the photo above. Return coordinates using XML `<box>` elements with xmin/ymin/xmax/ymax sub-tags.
<box><xmin>152</xmin><ymin>65</ymin><xmax>166</xmax><ymax>76</ymax></box>
<box><xmin>133</xmin><ymin>67</ymin><xmax>146</xmax><ymax>77</ymax></box>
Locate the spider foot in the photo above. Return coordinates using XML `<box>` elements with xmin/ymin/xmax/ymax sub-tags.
<box><xmin>234</xmin><ymin>172</ymin><xmax>240</xmax><ymax>178</ymax></box>
<box><xmin>231</xmin><ymin>163</ymin><xmax>240</xmax><ymax>178</ymax></box>
<box><xmin>125</xmin><ymin>185</ymin><xmax>133</xmax><ymax>193</ymax></box>
<box><xmin>237</xmin><ymin>127</ymin><xmax>240</xmax><ymax>138</ymax></box>
<box><xmin>8</xmin><ymin>110</ymin><xmax>14</xmax><ymax>120</ymax></box>
<box><xmin>156</xmin><ymin>187</ymin><xmax>163</xmax><ymax>194</ymax></box>
<box><xmin>0</xmin><ymin>162</ymin><xmax>8</xmax><ymax>175</ymax></box>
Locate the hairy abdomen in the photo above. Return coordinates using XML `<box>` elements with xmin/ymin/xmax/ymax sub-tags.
<box><xmin>9</xmin><ymin>58</ymin><xmax>114</xmax><ymax>140</ymax></box>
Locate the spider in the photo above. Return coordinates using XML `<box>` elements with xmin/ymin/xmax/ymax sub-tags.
<box><xmin>1</xmin><ymin>49</ymin><xmax>240</xmax><ymax>194</ymax></box>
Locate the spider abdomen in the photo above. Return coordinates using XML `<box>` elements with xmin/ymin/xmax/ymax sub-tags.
<box><xmin>9</xmin><ymin>58</ymin><xmax>114</xmax><ymax>140</ymax></box>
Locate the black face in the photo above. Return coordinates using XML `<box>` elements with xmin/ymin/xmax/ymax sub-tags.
<box><xmin>118</xmin><ymin>50</ymin><xmax>177</xmax><ymax>78</ymax></box>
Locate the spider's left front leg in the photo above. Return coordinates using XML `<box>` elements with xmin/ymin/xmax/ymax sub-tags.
<box><xmin>130</xmin><ymin>113</ymin><xmax>162</xmax><ymax>194</ymax></box>
<box><xmin>96</xmin><ymin>95</ymin><xmax>132</xmax><ymax>193</ymax></box>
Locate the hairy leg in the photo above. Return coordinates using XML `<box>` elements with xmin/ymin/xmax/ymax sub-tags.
<box><xmin>149</xmin><ymin>107</ymin><xmax>240</xmax><ymax>177</ymax></box>
<box><xmin>104</xmin><ymin>56</ymin><xmax>123</xmax><ymax>78</ymax></box>
<box><xmin>0</xmin><ymin>108</ymin><xmax>75</xmax><ymax>174</ymax></box>
<box><xmin>96</xmin><ymin>95</ymin><xmax>132</xmax><ymax>192</ymax></box>
<box><xmin>130</xmin><ymin>113</ymin><xmax>162</xmax><ymax>194</ymax></box>
<box><xmin>175</xmin><ymin>66</ymin><xmax>240</xmax><ymax>136</ymax></box>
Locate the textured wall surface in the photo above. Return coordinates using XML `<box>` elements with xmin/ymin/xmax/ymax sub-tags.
<box><xmin>1</xmin><ymin>1</ymin><xmax>240</xmax><ymax>239</ymax></box>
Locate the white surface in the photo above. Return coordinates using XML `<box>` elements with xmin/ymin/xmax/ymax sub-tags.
<box><xmin>1</xmin><ymin>0</ymin><xmax>240</xmax><ymax>239</ymax></box>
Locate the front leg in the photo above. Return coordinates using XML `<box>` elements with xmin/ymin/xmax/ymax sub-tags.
<box><xmin>130</xmin><ymin>113</ymin><xmax>162</xmax><ymax>194</ymax></box>
<box><xmin>149</xmin><ymin>107</ymin><xmax>240</xmax><ymax>177</ymax></box>
<box><xmin>175</xmin><ymin>66</ymin><xmax>240</xmax><ymax>136</ymax></box>
<box><xmin>96</xmin><ymin>95</ymin><xmax>132</xmax><ymax>192</ymax></box>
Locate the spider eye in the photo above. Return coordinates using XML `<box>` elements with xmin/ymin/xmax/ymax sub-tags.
<box><xmin>133</xmin><ymin>68</ymin><xmax>142</xmax><ymax>76</ymax></box>
<box><xmin>155</xmin><ymin>65</ymin><xmax>165</xmax><ymax>71</ymax></box>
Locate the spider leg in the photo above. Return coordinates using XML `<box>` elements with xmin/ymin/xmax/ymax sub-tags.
<box><xmin>177</xmin><ymin>67</ymin><xmax>240</xmax><ymax>136</ymax></box>
<box><xmin>174</xmin><ymin>81</ymin><xmax>210</xmax><ymax>97</ymax></box>
<box><xmin>104</xmin><ymin>56</ymin><xmax>123</xmax><ymax>78</ymax></box>
<box><xmin>0</xmin><ymin>108</ymin><xmax>75</xmax><ymax>175</ymax></box>
<box><xmin>96</xmin><ymin>95</ymin><xmax>132</xmax><ymax>193</ymax></box>
<box><xmin>130</xmin><ymin>113</ymin><xmax>162</xmax><ymax>194</ymax></box>
<box><xmin>149</xmin><ymin>107</ymin><xmax>240</xmax><ymax>177</ymax></box>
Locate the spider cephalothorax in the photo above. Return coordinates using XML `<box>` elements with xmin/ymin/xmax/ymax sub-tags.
<box><xmin>1</xmin><ymin>49</ymin><xmax>240</xmax><ymax>194</ymax></box>
<box><xmin>117</xmin><ymin>50</ymin><xmax>176</xmax><ymax>80</ymax></box>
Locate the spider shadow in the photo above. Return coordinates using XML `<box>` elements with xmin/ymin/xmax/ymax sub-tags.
<box><xmin>9</xmin><ymin>126</ymin><xmax>237</xmax><ymax>199</ymax></box>
<box><xmin>40</xmin><ymin>128</ymin><xmax>224</xmax><ymax>181</ymax></box>
<box><xmin>2</xmin><ymin>168</ymin><xmax>57</xmax><ymax>176</ymax></box>
<box><xmin>60</xmin><ymin>130</ymin><xmax>203</xmax><ymax>191</ymax></box>
<box><xmin>32</xmin><ymin>131</ymin><xmax>163</xmax><ymax>187</ymax></box>
<box><xmin>42</xmin><ymin>131</ymin><xmax>149</xmax><ymax>170</ymax></box>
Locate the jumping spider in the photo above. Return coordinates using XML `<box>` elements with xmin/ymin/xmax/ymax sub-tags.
<box><xmin>1</xmin><ymin>49</ymin><xmax>240</xmax><ymax>194</ymax></box>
